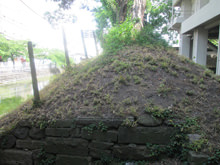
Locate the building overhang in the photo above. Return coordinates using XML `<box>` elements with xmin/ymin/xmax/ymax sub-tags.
<box><xmin>181</xmin><ymin>0</ymin><xmax>220</xmax><ymax>34</ymax></box>
<box><xmin>173</xmin><ymin>0</ymin><xmax>182</xmax><ymax>7</ymax></box>
<box><xmin>169</xmin><ymin>16</ymin><xmax>185</xmax><ymax>31</ymax></box>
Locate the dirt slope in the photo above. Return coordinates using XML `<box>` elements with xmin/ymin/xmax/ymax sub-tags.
<box><xmin>1</xmin><ymin>45</ymin><xmax>220</xmax><ymax>155</ymax></box>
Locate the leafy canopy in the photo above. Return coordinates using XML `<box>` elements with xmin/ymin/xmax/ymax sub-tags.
<box><xmin>94</xmin><ymin>0</ymin><xmax>171</xmax><ymax>53</ymax></box>
<box><xmin>33</xmin><ymin>47</ymin><xmax>73</xmax><ymax>67</ymax></box>
<box><xmin>0</xmin><ymin>34</ymin><xmax>27</xmax><ymax>61</ymax></box>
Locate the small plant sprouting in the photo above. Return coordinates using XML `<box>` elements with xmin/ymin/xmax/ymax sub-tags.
<box><xmin>82</xmin><ymin>122</ymin><xmax>108</xmax><ymax>135</ymax></box>
<box><xmin>145</xmin><ymin>103</ymin><xmax>173</xmax><ymax>120</ymax></box>
<box><xmin>208</xmin><ymin>149</ymin><xmax>220</xmax><ymax>164</ymax></box>
<box><xmin>104</xmin><ymin>94</ymin><xmax>112</xmax><ymax>104</ymax></box>
<box><xmin>82</xmin><ymin>123</ymin><xmax>97</xmax><ymax>135</ymax></box>
<box><xmin>203</xmin><ymin>69</ymin><xmax>213</xmax><ymax>78</ymax></box>
<box><xmin>84</xmin><ymin>100</ymin><xmax>89</xmax><ymax>106</ymax></box>
<box><xmin>157</xmin><ymin>82</ymin><xmax>172</xmax><ymax>96</ymax></box>
<box><xmin>122</xmin><ymin>98</ymin><xmax>132</xmax><ymax>106</ymax></box>
<box><xmin>118</xmin><ymin>75</ymin><xmax>127</xmax><ymax>85</ymax></box>
<box><xmin>186</xmin><ymin>90</ymin><xmax>195</xmax><ymax>96</ymax></box>
<box><xmin>160</xmin><ymin>61</ymin><xmax>169</xmax><ymax>70</ymax></box>
<box><xmin>133</xmin><ymin>75</ymin><xmax>141</xmax><ymax>84</ymax></box>
<box><xmin>37</xmin><ymin>147</ymin><xmax>55</xmax><ymax>165</ymax></box>
<box><xmin>98</xmin><ymin>122</ymin><xmax>108</xmax><ymax>132</ymax></box>
<box><xmin>145</xmin><ymin>64</ymin><xmax>158</xmax><ymax>72</ymax></box>
<box><xmin>122</xmin><ymin>118</ymin><xmax>137</xmax><ymax>127</ymax></box>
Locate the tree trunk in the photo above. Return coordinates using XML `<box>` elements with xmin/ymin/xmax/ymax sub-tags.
<box><xmin>132</xmin><ymin>0</ymin><xmax>146</xmax><ymax>30</ymax></box>
<box><xmin>116</xmin><ymin>0</ymin><xmax>146</xmax><ymax>30</ymax></box>
<box><xmin>116</xmin><ymin>0</ymin><xmax>129</xmax><ymax>23</ymax></box>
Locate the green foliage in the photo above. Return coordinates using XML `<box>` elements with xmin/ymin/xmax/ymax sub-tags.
<box><xmin>145</xmin><ymin>103</ymin><xmax>173</xmax><ymax>120</ymax></box>
<box><xmin>145</xmin><ymin>118</ymin><xmax>203</xmax><ymax>161</ymax></box>
<box><xmin>146</xmin><ymin>143</ymin><xmax>166</xmax><ymax>157</ymax></box>
<box><xmin>208</xmin><ymin>149</ymin><xmax>220</xmax><ymax>164</ymax></box>
<box><xmin>122</xmin><ymin>118</ymin><xmax>137</xmax><ymax>127</ymax></box>
<box><xmin>102</xmin><ymin>18</ymin><xmax>137</xmax><ymax>53</ymax></box>
<box><xmin>37</xmin><ymin>148</ymin><xmax>55</xmax><ymax>165</ymax></box>
<box><xmin>157</xmin><ymin>81</ymin><xmax>172</xmax><ymax>96</ymax></box>
<box><xmin>122</xmin><ymin>98</ymin><xmax>132</xmax><ymax>106</ymax></box>
<box><xmin>34</xmin><ymin>48</ymin><xmax>72</xmax><ymax>67</ymax></box>
<box><xmin>171</xmin><ymin>118</ymin><xmax>200</xmax><ymax>133</ymax></box>
<box><xmin>133</xmin><ymin>75</ymin><xmax>142</xmax><ymax>84</ymax></box>
<box><xmin>112</xmin><ymin>60</ymin><xmax>131</xmax><ymax>73</ymax></box>
<box><xmin>203</xmin><ymin>69</ymin><xmax>213</xmax><ymax>78</ymax></box>
<box><xmin>135</xmin><ymin>26</ymin><xmax>168</xmax><ymax>47</ymax></box>
<box><xmin>188</xmin><ymin>138</ymin><xmax>208</xmax><ymax>152</ymax></box>
<box><xmin>94</xmin><ymin>0</ymin><xmax>172</xmax><ymax>53</ymax></box>
<box><xmin>0</xmin><ymin>34</ymin><xmax>27</xmax><ymax>61</ymax></box>
<box><xmin>146</xmin><ymin>0</ymin><xmax>176</xmax><ymax>44</ymax></box>
<box><xmin>101</xmin><ymin>19</ymin><xmax>169</xmax><ymax>53</ymax></box>
<box><xmin>82</xmin><ymin>122</ymin><xmax>108</xmax><ymax>135</ymax></box>
<box><xmin>186</xmin><ymin>90</ymin><xmax>195</xmax><ymax>96</ymax></box>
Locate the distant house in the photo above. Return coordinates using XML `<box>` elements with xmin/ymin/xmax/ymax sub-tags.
<box><xmin>169</xmin><ymin>0</ymin><xmax>220</xmax><ymax>74</ymax></box>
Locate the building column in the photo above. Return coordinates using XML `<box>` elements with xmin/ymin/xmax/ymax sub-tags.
<box><xmin>216</xmin><ymin>25</ymin><xmax>220</xmax><ymax>75</ymax></box>
<box><xmin>179</xmin><ymin>34</ymin><xmax>191</xmax><ymax>58</ymax></box>
<box><xmin>192</xmin><ymin>27</ymin><xmax>208</xmax><ymax>66</ymax></box>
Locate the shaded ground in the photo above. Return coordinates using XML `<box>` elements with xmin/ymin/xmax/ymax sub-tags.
<box><xmin>1</xmin><ymin>45</ymin><xmax>220</xmax><ymax>160</ymax></box>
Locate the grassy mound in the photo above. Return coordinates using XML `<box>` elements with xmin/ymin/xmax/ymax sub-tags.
<box><xmin>1</xmin><ymin>45</ymin><xmax>220</xmax><ymax>160</ymax></box>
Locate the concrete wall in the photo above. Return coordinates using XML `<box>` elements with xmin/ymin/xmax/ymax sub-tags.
<box><xmin>181</xmin><ymin>0</ymin><xmax>220</xmax><ymax>34</ymax></box>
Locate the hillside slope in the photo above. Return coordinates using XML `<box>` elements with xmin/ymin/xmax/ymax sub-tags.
<box><xmin>1</xmin><ymin>45</ymin><xmax>220</xmax><ymax>157</ymax></box>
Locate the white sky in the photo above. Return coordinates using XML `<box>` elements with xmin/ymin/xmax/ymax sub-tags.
<box><xmin>0</xmin><ymin>0</ymin><xmax>99</xmax><ymax>61</ymax></box>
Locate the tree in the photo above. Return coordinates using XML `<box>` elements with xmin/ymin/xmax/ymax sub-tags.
<box><xmin>145</xmin><ymin>0</ymin><xmax>177</xmax><ymax>44</ymax></box>
<box><xmin>50</xmin><ymin>0</ymin><xmax>146</xmax><ymax>29</ymax></box>
<box><xmin>0</xmin><ymin>34</ymin><xmax>27</xmax><ymax>64</ymax></box>
<box><xmin>94</xmin><ymin>0</ymin><xmax>146</xmax><ymax>29</ymax></box>
<box><xmin>34</xmin><ymin>47</ymin><xmax>73</xmax><ymax>67</ymax></box>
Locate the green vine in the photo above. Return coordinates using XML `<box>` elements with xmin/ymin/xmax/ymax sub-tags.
<box><xmin>82</xmin><ymin>122</ymin><xmax>108</xmax><ymax>135</ymax></box>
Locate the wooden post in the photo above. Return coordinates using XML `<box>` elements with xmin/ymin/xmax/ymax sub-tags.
<box><xmin>93</xmin><ymin>31</ymin><xmax>99</xmax><ymax>56</ymax></box>
<box><xmin>62</xmin><ymin>27</ymin><xmax>70</xmax><ymax>66</ymax></box>
<box><xmin>28</xmin><ymin>41</ymin><xmax>40</xmax><ymax>102</ymax></box>
<box><xmin>216</xmin><ymin>24</ymin><xmax>220</xmax><ymax>75</ymax></box>
<box><xmin>81</xmin><ymin>30</ymin><xmax>88</xmax><ymax>59</ymax></box>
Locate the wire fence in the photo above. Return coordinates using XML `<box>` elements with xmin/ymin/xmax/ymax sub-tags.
<box><xmin>0</xmin><ymin>61</ymin><xmax>58</xmax><ymax>104</ymax></box>
<box><xmin>0</xmin><ymin>79</ymin><xmax>50</xmax><ymax>103</ymax></box>
<box><xmin>0</xmin><ymin>61</ymin><xmax>57</xmax><ymax>85</ymax></box>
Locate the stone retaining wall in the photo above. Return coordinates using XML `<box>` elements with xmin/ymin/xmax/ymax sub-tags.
<box><xmin>0</xmin><ymin>116</ymin><xmax>208</xmax><ymax>165</ymax></box>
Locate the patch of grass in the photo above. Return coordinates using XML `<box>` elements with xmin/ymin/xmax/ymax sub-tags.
<box><xmin>133</xmin><ymin>75</ymin><xmax>142</xmax><ymax>84</ymax></box>
<box><xmin>112</xmin><ymin>60</ymin><xmax>131</xmax><ymax>73</ymax></box>
<box><xmin>118</xmin><ymin>75</ymin><xmax>127</xmax><ymax>85</ymax></box>
<box><xmin>0</xmin><ymin>96</ymin><xmax>24</xmax><ymax>117</ymax></box>
<box><xmin>148</xmin><ymin>59</ymin><xmax>158</xmax><ymax>66</ymax></box>
<box><xmin>160</xmin><ymin>61</ymin><xmax>169</xmax><ymax>70</ymax></box>
<box><xmin>122</xmin><ymin>98</ymin><xmax>132</xmax><ymax>106</ymax></box>
<box><xmin>157</xmin><ymin>82</ymin><xmax>172</xmax><ymax>96</ymax></box>
<box><xmin>145</xmin><ymin>64</ymin><xmax>158</xmax><ymax>72</ymax></box>
<box><xmin>186</xmin><ymin>90</ymin><xmax>195</xmax><ymax>96</ymax></box>
<box><xmin>145</xmin><ymin>103</ymin><xmax>173</xmax><ymax>120</ymax></box>
<box><xmin>203</xmin><ymin>69</ymin><xmax>213</xmax><ymax>78</ymax></box>
<box><xmin>169</xmin><ymin>70</ymin><xmax>178</xmax><ymax>77</ymax></box>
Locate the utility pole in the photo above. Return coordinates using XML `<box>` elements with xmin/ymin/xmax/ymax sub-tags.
<box><xmin>28</xmin><ymin>41</ymin><xmax>40</xmax><ymax>103</ymax></box>
<box><xmin>93</xmin><ymin>31</ymin><xmax>99</xmax><ymax>56</ymax></box>
<box><xmin>62</xmin><ymin>26</ymin><xmax>70</xmax><ymax>66</ymax></box>
<box><xmin>81</xmin><ymin>30</ymin><xmax>88</xmax><ymax>59</ymax></box>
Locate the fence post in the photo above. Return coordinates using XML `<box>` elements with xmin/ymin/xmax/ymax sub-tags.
<box><xmin>93</xmin><ymin>31</ymin><xmax>99</xmax><ymax>56</ymax></box>
<box><xmin>62</xmin><ymin>26</ymin><xmax>70</xmax><ymax>67</ymax></box>
<box><xmin>28</xmin><ymin>41</ymin><xmax>40</xmax><ymax>103</ymax></box>
<box><xmin>81</xmin><ymin>30</ymin><xmax>88</xmax><ymax>59</ymax></box>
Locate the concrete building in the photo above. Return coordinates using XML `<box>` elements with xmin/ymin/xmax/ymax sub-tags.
<box><xmin>169</xmin><ymin>0</ymin><xmax>220</xmax><ymax>74</ymax></box>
